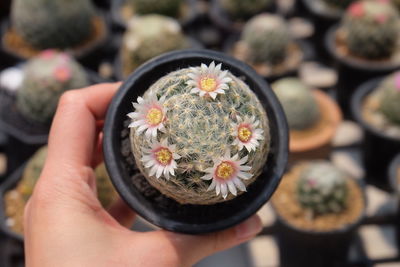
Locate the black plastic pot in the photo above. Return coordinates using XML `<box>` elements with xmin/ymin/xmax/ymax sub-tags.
<box><xmin>274</xmin><ymin>178</ymin><xmax>366</xmax><ymax>267</ymax></box>
<box><xmin>103</xmin><ymin>49</ymin><xmax>289</xmax><ymax>234</ymax></box>
<box><xmin>325</xmin><ymin>25</ymin><xmax>400</xmax><ymax>118</ymax></box>
<box><xmin>388</xmin><ymin>153</ymin><xmax>400</xmax><ymax>251</ymax></box>
<box><xmin>352</xmin><ymin>77</ymin><xmax>400</xmax><ymax>188</ymax></box>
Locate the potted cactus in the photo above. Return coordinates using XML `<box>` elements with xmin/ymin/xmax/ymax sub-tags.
<box><xmin>117</xmin><ymin>15</ymin><xmax>198</xmax><ymax>79</ymax></box>
<box><xmin>351</xmin><ymin>71</ymin><xmax>400</xmax><ymax>185</ymax></box>
<box><xmin>271</xmin><ymin>77</ymin><xmax>342</xmax><ymax>164</ymax></box>
<box><xmin>0</xmin><ymin>146</ymin><xmax>118</xmax><ymax>241</ymax></box>
<box><xmin>209</xmin><ymin>0</ymin><xmax>275</xmax><ymax>33</ymax></box>
<box><xmin>104</xmin><ymin>49</ymin><xmax>288</xmax><ymax>233</ymax></box>
<box><xmin>325</xmin><ymin>0</ymin><xmax>400</xmax><ymax>116</ymax></box>
<box><xmin>272</xmin><ymin>160</ymin><xmax>365</xmax><ymax>267</ymax></box>
<box><xmin>228</xmin><ymin>14</ymin><xmax>311</xmax><ymax>82</ymax></box>
<box><xmin>1</xmin><ymin>0</ymin><xmax>108</xmax><ymax>66</ymax></box>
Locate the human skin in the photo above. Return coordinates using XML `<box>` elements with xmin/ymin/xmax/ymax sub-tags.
<box><xmin>23</xmin><ymin>83</ymin><xmax>262</xmax><ymax>267</ymax></box>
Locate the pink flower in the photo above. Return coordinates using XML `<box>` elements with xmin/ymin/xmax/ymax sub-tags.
<box><xmin>53</xmin><ymin>66</ymin><xmax>71</xmax><ymax>82</ymax></box>
<box><xmin>375</xmin><ymin>14</ymin><xmax>387</xmax><ymax>24</ymax></box>
<box><xmin>348</xmin><ymin>2</ymin><xmax>364</xmax><ymax>17</ymax></box>
<box><xmin>40</xmin><ymin>50</ymin><xmax>56</xmax><ymax>60</ymax></box>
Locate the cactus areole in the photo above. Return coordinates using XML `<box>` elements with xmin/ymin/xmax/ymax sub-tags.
<box><xmin>103</xmin><ymin>50</ymin><xmax>288</xmax><ymax>233</ymax></box>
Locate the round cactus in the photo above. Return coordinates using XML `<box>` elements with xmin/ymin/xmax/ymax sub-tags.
<box><xmin>342</xmin><ymin>0</ymin><xmax>400</xmax><ymax>59</ymax></box>
<box><xmin>11</xmin><ymin>0</ymin><xmax>96</xmax><ymax>49</ymax></box>
<box><xmin>378</xmin><ymin>71</ymin><xmax>400</xmax><ymax>125</ymax></box>
<box><xmin>297</xmin><ymin>161</ymin><xmax>348</xmax><ymax>215</ymax></box>
<box><xmin>16</xmin><ymin>50</ymin><xmax>89</xmax><ymax>124</ymax></box>
<box><xmin>272</xmin><ymin>78</ymin><xmax>320</xmax><ymax>131</ymax></box>
<box><xmin>121</xmin><ymin>15</ymin><xmax>189</xmax><ymax>77</ymax></box>
<box><xmin>95</xmin><ymin>163</ymin><xmax>118</xmax><ymax>209</ymax></box>
<box><xmin>127</xmin><ymin>62</ymin><xmax>270</xmax><ymax>205</ymax></box>
<box><xmin>322</xmin><ymin>0</ymin><xmax>355</xmax><ymax>10</ymax></box>
<box><xmin>241</xmin><ymin>14</ymin><xmax>291</xmax><ymax>65</ymax></box>
<box><xmin>218</xmin><ymin>0</ymin><xmax>273</xmax><ymax>19</ymax></box>
<box><xmin>127</xmin><ymin>0</ymin><xmax>183</xmax><ymax>17</ymax></box>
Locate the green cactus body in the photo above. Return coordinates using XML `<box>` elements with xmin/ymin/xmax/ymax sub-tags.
<box><xmin>297</xmin><ymin>161</ymin><xmax>348</xmax><ymax>215</ymax></box>
<box><xmin>343</xmin><ymin>1</ymin><xmax>400</xmax><ymax>59</ymax></box>
<box><xmin>322</xmin><ymin>0</ymin><xmax>355</xmax><ymax>10</ymax></box>
<box><xmin>272</xmin><ymin>78</ymin><xmax>320</xmax><ymax>131</ymax></box>
<box><xmin>17</xmin><ymin>146</ymin><xmax>48</xmax><ymax>202</ymax></box>
<box><xmin>11</xmin><ymin>0</ymin><xmax>96</xmax><ymax>49</ymax></box>
<box><xmin>16</xmin><ymin>50</ymin><xmax>89</xmax><ymax>124</ymax></box>
<box><xmin>128</xmin><ymin>62</ymin><xmax>270</xmax><ymax>204</ymax></box>
<box><xmin>121</xmin><ymin>15</ymin><xmax>189</xmax><ymax>76</ymax></box>
<box><xmin>128</xmin><ymin>0</ymin><xmax>183</xmax><ymax>17</ymax></box>
<box><xmin>219</xmin><ymin>0</ymin><xmax>273</xmax><ymax>19</ymax></box>
<box><xmin>378</xmin><ymin>71</ymin><xmax>400</xmax><ymax>125</ymax></box>
<box><xmin>95</xmin><ymin>163</ymin><xmax>118</xmax><ymax>208</ymax></box>
<box><xmin>241</xmin><ymin>14</ymin><xmax>291</xmax><ymax>65</ymax></box>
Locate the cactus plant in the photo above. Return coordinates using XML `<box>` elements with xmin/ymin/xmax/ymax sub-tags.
<box><xmin>241</xmin><ymin>13</ymin><xmax>291</xmax><ymax>65</ymax></box>
<box><xmin>272</xmin><ymin>78</ymin><xmax>320</xmax><ymax>131</ymax></box>
<box><xmin>127</xmin><ymin>0</ymin><xmax>183</xmax><ymax>17</ymax></box>
<box><xmin>378</xmin><ymin>71</ymin><xmax>400</xmax><ymax>124</ymax></box>
<box><xmin>121</xmin><ymin>15</ymin><xmax>189</xmax><ymax>77</ymax></box>
<box><xmin>297</xmin><ymin>161</ymin><xmax>348</xmax><ymax>215</ymax></box>
<box><xmin>11</xmin><ymin>0</ymin><xmax>97</xmax><ymax>50</ymax></box>
<box><xmin>322</xmin><ymin>0</ymin><xmax>355</xmax><ymax>10</ymax></box>
<box><xmin>218</xmin><ymin>0</ymin><xmax>273</xmax><ymax>19</ymax></box>
<box><xmin>16</xmin><ymin>50</ymin><xmax>89</xmax><ymax>124</ymax></box>
<box><xmin>127</xmin><ymin>61</ymin><xmax>270</xmax><ymax>204</ymax></box>
<box><xmin>342</xmin><ymin>0</ymin><xmax>400</xmax><ymax>59</ymax></box>
<box><xmin>95</xmin><ymin>163</ymin><xmax>118</xmax><ymax>208</ymax></box>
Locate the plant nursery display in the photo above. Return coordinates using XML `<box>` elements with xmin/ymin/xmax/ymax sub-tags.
<box><xmin>272</xmin><ymin>77</ymin><xmax>341</xmax><ymax>163</ymax></box>
<box><xmin>104</xmin><ymin>49</ymin><xmax>288</xmax><ymax>233</ymax></box>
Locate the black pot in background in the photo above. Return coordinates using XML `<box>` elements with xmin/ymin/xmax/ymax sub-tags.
<box><xmin>326</xmin><ymin>25</ymin><xmax>400</xmax><ymax>118</ymax></box>
<box><xmin>352</xmin><ymin>77</ymin><xmax>400</xmax><ymax>188</ymax></box>
<box><xmin>104</xmin><ymin>49</ymin><xmax>289</xmax><ymax>234</ymax></box>
<box><xmin>388</xmin><ymin>153</ymin><xmax>400</xmax><ymax>251</ymax></box>
<box><xmin>274</xmin><ymin>179</ymin><xmax>366</xmax><ymax>267</ymax></box>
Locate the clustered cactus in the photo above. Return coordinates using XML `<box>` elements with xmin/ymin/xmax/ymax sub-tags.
<box><xmin>128</xmin><ymin>0</ymin><xmax>183</xmax><ymax>17</ymax></box>
<box><xmin>128</xmin><ymin>62</ymin><xmax>270</xmax><ymax>205</ymax></box>
<box><xmin>218</xmin><ymin>0</ymin><xmax>273</xmax><ymax>19</ymax></box>
<box><xmin>121</xmin><ymin>15</ymin><xmax>189</xmax><ymax>77</ymax></box>
<box><xmin>272</xmin><ymin>78</ymin><xmax>320</xmax><ymax>131</ymax></box>
<box><xmin>377</xmin><ymin>71</ymin><xmax>400</xmax><ymax>125</ymax></box>
<box><xmin>11</xmin><ymin>0</ymin><xmax>97</xmax><ymax>50</ymax></box>
<box><xmin>241</xmin><ymin>13</ymin><xmax>291</xmax><ymax>65</ymax></box>
<box><xmin>342</xmin><ymin>0</ymin><xmax>400</xmax><ymax>59</ymax></box>
<box><xmin>297</xmin><ymin>161</ymin><xmax>348</xmax><ymax>215</ymax></box>
<box><xmin>16</xmin><ymin>50</ymin><xmax>89</xmax><ymax>124</ymax></box>
<box><xmin>322</xmin><ymin>0</ymin><xmax>355</xmax><ymax>10</ymax></box>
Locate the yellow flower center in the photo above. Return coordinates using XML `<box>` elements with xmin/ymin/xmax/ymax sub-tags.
<box><xmin>238</xmin><ymin>126</ymin><xmax>252</xmax><ymax>142</ymax></box>
<box><xmin>155</xmin><ymin>148</ymin><xmax>172</xmax><ymax>166</ymax></box>
<box><xmin>146</xmin><ymin>108</ymin><xmax>163</xmax><ymax>125</ymax></box>
<box><xmin>216</xmin><ymin>162</ymin><xmax>235</xmax><ymax>180</ymax></box>
<box><xmin>200</xmin><ymin>77</ymin><xmax>217</xmax><ymax>92</ymax></box>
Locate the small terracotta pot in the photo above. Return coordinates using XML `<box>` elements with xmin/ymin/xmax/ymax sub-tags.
<box><xmin>289</xmin><ymin>89</ymin><xmax>342</xmax><ymax>164</ymax></box>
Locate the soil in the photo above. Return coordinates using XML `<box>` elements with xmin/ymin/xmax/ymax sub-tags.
<box><xmin>232</xmin><ymin>41</ymin><xmax>303</xmax><ymax>78</ymax></box>
<box><xmin>272</xmin><ymin>162</ymin><xmax>365</xmax><ymax>231</ymax></box>
<box><xmin>2</xmin><ymin>16</ymin><xmax>107</xmax><ymax>59</ymax></box>
<box><xmin>362</xmin><ymin>88</ymin><xmax>400</xmax><ymax>140</ymax></box>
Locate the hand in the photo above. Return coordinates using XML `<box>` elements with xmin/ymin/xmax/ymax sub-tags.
<box><xmin>24</xmin><ymin>83</ymin><xmax>262</xmax><ymax>267</ymax></box>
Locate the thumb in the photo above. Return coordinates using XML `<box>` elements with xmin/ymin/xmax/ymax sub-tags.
<box><xmin>146</xmin><ymin>215</ymin><xmax>262</xmax><ymax>267</ymax></box>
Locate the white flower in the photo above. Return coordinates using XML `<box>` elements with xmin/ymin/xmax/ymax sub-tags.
<box><xmin>188</xmin><ymin>61</ymin><xmax>232</xmax><ymax>100</ymax></box>
<box><xmin>201</xmin><ymin>150</ymin><xmax>252</xmax><ymax>199</ymax></box>
<box><xmin>127</xmin><ymin>93</ymin><xmax>166</xmax><ymax>139</ymax></box>
<box><xmin>141</xmin><ymin>139</ymin><xmax>181</xmax><ymax>180</ymax></box>
<box><xmin>232</xmin><ymin>116</ymin><xmax>264</xmax><ymax>152</ymax></box>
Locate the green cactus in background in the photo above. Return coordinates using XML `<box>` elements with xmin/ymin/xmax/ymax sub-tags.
<box><xmin>322</xmin><ymin>0</ymin><xmax>355</xmax><ymax>10</ymax></box>
<box><xmin>121</xmin><ymin>15</ymin><xmax>189</xmax><ymax>77</ymax></box>
<box><xmin>95</xmin><ymin>163</ymin><xmax>118</xmax><ymax>209</ymax></box>
<box><xmin>128</xmin><ymin>62</ymin><xmax>270</xmax><ymax>204</ymax></box>
<box><xmin>11</xmin><ymin>0</ymin><xmax>96</xmax><ymax>49</ymax></box>
<box><xmin>241</xmin><ymin>13</ymin><xmax>291</xmax><ymax>65</ymax></box>
<box><xmin>218</xmin><ymin>0</ymin><xmax>273</xmax><ymax>19</ymax></box>
<box><xmin>297</xmin><ymin>161</ymin><xmax>348</xmax><ymax>215</ymax></box>
<box><xmin>16</xmin><ymin>50</ymin><xmax>89</xmax><ymax>124</ymax></box>
<box><xmin>342</xmin><ymin>0</ymin><xmax>400</xmax><ymax>59</ymax></box>
<box><xmin>127</xmin><ymin>0</ymin><xmax>183</xmax><ymax>17</ymax></box>
<box><xmin>272</xmin><ymin>78</ymin><xmax>320</xmax><ymax>131</ymax></box>
<box><xmin>378</xmin><ymin>71</ymin><xmax>400</xmax><ymax>125</ymax></box>
<box><xmin>16</xmin><ymin>147</ymin><xmax>47</xmax><ymax>202</ymax></box>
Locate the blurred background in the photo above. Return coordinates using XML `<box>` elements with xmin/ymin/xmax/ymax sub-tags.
<box><xmin>0</xmin><ymin>0</ymin><xmax>400</xmax><ymax>266</ymax></box>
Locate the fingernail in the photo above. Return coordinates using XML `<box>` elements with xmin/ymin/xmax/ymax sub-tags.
<box><xmin>235</xmin><ymin>215</ymin><xmax>262</xmax><ymax>240</ymax></box>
